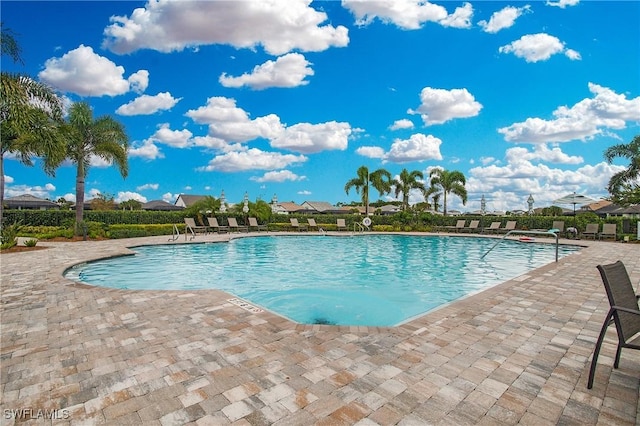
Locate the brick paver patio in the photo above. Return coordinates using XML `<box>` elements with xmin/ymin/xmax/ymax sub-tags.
<box><xmin>1</xmin><ymin>232</ymin><xmax>638</xmax><ymax>425</ymax></box>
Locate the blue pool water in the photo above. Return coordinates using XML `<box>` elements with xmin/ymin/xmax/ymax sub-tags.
<box><xmin>65</xmin><ymin>235</ymin><xmax>580</xmax><ymax>326</ymax></box>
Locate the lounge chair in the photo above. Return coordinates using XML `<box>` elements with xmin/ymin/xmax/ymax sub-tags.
<box><xmin>551</xmin><ymin>220</ymin><xmax>565</xmax><ymax>237</ymax></box>
<box><xmin>207</xmin><ymin>217</ymin><xmax>229</xmax><ymax>234</ymax></box>
<box><xmin>582</xmin><ymin>223</ymin><xmax>599</xmax><ymax>240</ymax></box>
<box><xmin>587</xmin><ymin>261</ymin><xmax>640</xmax><ymax>389</ymax></box>
<box><xmin>486</xmin><ymin>222</ymin><xmax>502</xmax><ymax>234</ymax></box>
<box><xmin>248</xmin><ymin>217</ymin><xmax>267</xmax><ymax>232</ymax></box>
<box><xmin>290</xmin><ymin>218</ymin><xmax>307</xmax><ymax>232</ymax></box>
<box><xmin>444</xmin><ymin>219</ymin><xmax>466</xmax><ymax>233</ymax></box>
<box><xmin>461</xmin><ymin>220</ymin><xmax>480</xmax><ymax>233</ymax></box>
<box><xmin>599</xmin><ymin>223</ymin><xmax>617</xmax><ymax>240</ymax></box>
<box><xmin>336</xmin><ymin>218</ymin><xmax>347</xmax><ymax>231</ymax></box>
<box><xmin>497</xmin><ymin>221</ymin><xmax>517</xmax><ymax>234</ymax></box>
<box><xmin>184</xmin><ymin>217</ymin><xmax>207</xmax><ymax>239</ymax></box>
<box><xmin>227</xmin><ymin>217</ymin><xmax>248</xmax><ymax>233</ymax></box>
<box><xmin>307</xmin><ymin>218</ymin><xmax>319</xmax><ymax>231</ymax></box>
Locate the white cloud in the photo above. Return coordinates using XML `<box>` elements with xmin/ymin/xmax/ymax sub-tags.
<box><xmin>198</xmin><ymin>148</ymin><xmax>307</xmax><ymax>172</ymax></box>
<box><xmin>4</xmin><ymin>175</ymin><xmax>14</xmax><ymax>184</ymax></box>
<box><xmin>116</xmin><ymin>191</ymin><xmax>147</xmax><ymax>203</ymax></box>
<box><xmin>102</xmin><ymin>0</ymin><xmax>349</xmax><ymax>56</ymax></box>
<box><xmin>478</xmin><ymin>5</ymin><xmax>530</xmax><ymax>34</ymax></box>
<box><xmin>136</xmin><ymin>183</ymin><xmax>159</xmax><ymax>191</ymax></box>
<box><xmin>5</xmin><ymin>183</ymin><xmax>57</xmax><ymax>199</ymax></box>
<box><xmin>128</xmin><ymin>70</ymin><xmax>149</xmax><ymax>94</ymax></box>
<box><xmin>186</xmin><ymin>97</ymin><xmax>284</xmax><ymax>143</ymax></box>
<box><xmin>129</xmin><ymin>139</ymin><xmax>164</xmax><ymax>160</ymax></box>
<box><xmin>152</xmin><ymin>124</ymin><xmax>193</xmax><ymax>148</ymax></box>
<box><xmin>219</xmin><ymin>53</ymin><xmax>314</xmax><ymax>90</ymax></box>
<box><xmin>89</xmin><ymin>155</ymin><xmax>113</xmax><ymax>168</ymax></box>
<box><xmin>384</xmin><ymin>134</ymin><xmax>443</xmax><ymax>163</ymax></box>
<box><xmin>389</xmin><ymin>119</ymin><xmax>414</xmax><ymax>130</ymax></box>
<box><xmin>162</xmin><ymin>192</ymin><xmax>176</xmax><ymax>203</ymax></box>
<box><xmin>499</xmin><ymin>83</ymin><xmax>640</xmax><ymax>143</ymax></box>
<box><xmin>505</xmin><ymin>145</ymin><xmax>583</xmax><ymax>165</ymax></box>
<box><xmin>38</xmin><ymin>45</ymin><xmax>146</xmax><ymax>96</ymax></box>
<box><xmin>546</xmin><ymin>0</ymin><xmax>579</xmax><ymax>8</ymax></box>
<box><xmin>356</xmin><ymin>146</ymin><xmax>386</xmax><ymax>159</ymax></box>
<box><xmin>297</xmin><ymin>190</ymin><xmax>312</xmax><ymax>195</ymax></box>
<box><xmin>438</xmin><ymin>2</ymin><xmax>473</xmax><ymax>29</ymax></box>
<box><xmin>499</xmin><ymin>33</ymin><xmax>580</xmax><ymax>63</ymax></box>
<box><xmin>116</xmin><ymin>92</ymin><xmax>181</xmax><ymax>116</ymax></box>
<box><xmin>270</xmin><ymin>121</ymin><xmax>352</xmax><ymax>154</ymax></box>
<box><xmin>409</xmin><ymin>87</ymin><xmax>482</xmax><ymax>125</ymax></box>
<box><xmin>343</xmin><ymin>0</ymin><xmax>472</xmax><ymax>30</ymax></box>
<box><xmin>250</xmin><ymin>170</ymin><xmax>306</xmax><ymax>183</ymax></box>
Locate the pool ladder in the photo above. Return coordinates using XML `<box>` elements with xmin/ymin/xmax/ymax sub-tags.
<box><xmin>168</xmin><ymin>223</ymin><xmax>180</xmax><ymax>241</ymax></box>
<box><xmin>352</xmin><ymin>222</ymin><xmax>368</xmax><ymax>233</ymax></box>
<box><xmin>481</xmin><ymin>229</ymin><xmax>560</xmax><ymax>262</ymax></box>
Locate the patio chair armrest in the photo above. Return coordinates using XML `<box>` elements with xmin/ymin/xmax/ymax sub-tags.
<box><xmin>611</xmin><ymin>305</ymin><xmax>640</xmax><ymax>316</ymax></box>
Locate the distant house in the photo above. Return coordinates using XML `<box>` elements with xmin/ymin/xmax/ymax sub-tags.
<box><xmin>299</xmin><ymin>201</ymin><xmax>349</xmax><ymax>214</ymax></box>
<box><xmin>272</xmin><ymin>202</ymin><xmax>303</xmax><ymax>215</ymax></box>
<box><xmin>174</xmin><ymin>194</ymin><xmax>207</xmax><ymax>208</ymax></box>
<box><xmin>378</xmin><ymin>205</ymin><xmax>402</xmax><ymax>215</ymax></box>
<box><xmin>4</xmin><ymin>194</ymin><xmax>59</xmax><ymax>210</ymax></box>
<box><xmin>143</xmin><ymin>200</ymin><xmax>185</xmax><ymax>211</ymax></box>
<box><xmin>594</xmin><ymin>203</ymin><xmax>640</xmax><ymax>218</ymax></box>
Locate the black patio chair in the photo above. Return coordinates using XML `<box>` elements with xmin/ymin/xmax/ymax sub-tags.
<box><xmin>587</xmin><ymin>260</ymin><xmax>640</xmax><ymax>389</ymax></box>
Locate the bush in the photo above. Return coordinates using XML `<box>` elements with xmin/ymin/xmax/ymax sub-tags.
<box><xmin>107</xmin><ymin>224</ymin><xmax>177</xmax><ymax>239</ymax></box>
<box><xmin>24</xmin><ymin>239</ymin><xmax>38</xmax><ymax>247</ymax></box>
<box><xmin>0</xmin><ymin>222</ymin><xmax>22</xmax><ymax>249</ymax></box>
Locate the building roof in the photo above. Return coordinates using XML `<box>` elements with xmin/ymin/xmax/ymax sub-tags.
<box><xmin>300</xmin><ymin>201</ymin><xmax>336</xmax><ymax>212</ymax></box>
<box><xmin>175</xmin><ymin>194</ymin><xmax>207</xmax><ymax>208</ymax></box>
<box><xmin>143</xmin><ymin>200</ymin><xmax>185</xmax><ymax>211</ymax></box>
<box><xmin>4</xmin><ymin>194</ymin><xmax>59</xmax><ymax>209</ymax></box>
<box><xmin>277</xmin><ymin>202</ymin><xmax>304</xmax><ymax>213</ymax></box>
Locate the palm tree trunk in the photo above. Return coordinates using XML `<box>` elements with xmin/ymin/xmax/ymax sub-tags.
<box><xmin>75</xmin><ymin>164</ymin><xmax>85</xmax><ymax>234</ymax></box>
<box><xmin>443</xmin><ymin>192</ymin><xmax>448</xmax><ymax>216</ymax></box>
<box><xmin>0</xmin><ymin>153</ymin><xmax>4</xmax><ymax>229</ymax></box>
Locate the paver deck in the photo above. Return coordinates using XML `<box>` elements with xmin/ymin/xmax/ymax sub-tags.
<box><xmin>1</xmin><ymin>232</ymin><xmax>638</xmax><ymax>425</ymax></box>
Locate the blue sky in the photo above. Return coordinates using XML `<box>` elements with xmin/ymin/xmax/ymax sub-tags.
<box><xmin>3</xmin><ymin>0</ymin><xmax>639</xmax><ymax>212</ymax></box>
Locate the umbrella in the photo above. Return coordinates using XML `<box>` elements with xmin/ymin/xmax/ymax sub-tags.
<box><xmin>553</xmin><ymin>192</ymin><xmax>597</xmax><ymax>228</ymax></box>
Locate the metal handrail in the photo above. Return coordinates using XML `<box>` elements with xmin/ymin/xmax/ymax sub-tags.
<box><xmin>353</xmin><ymin>222</ymin><xmax>366</xmax><ymax>233</ymax></box>
<box><xmin>168</xmin><ymin>224</ymin><xmax>180</xmax><ymax>241</ymax></box>
<box><xmin>481</xmin><ymin>229</ymin><xmax>560</xmax><ymax>262</ymax></box>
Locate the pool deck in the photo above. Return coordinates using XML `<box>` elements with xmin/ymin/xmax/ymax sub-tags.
<box><xmin>1</xmin><ymin>232</ymin><xmax>639</xmax><ymax>425</ymax></box>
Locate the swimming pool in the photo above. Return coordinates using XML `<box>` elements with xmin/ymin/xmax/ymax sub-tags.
<box><xmin>64</xmin><ymin>235</ymin><xmax>581</xmax><ymax>327</ymax></box>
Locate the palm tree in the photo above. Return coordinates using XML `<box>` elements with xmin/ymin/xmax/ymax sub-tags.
<box><xmin>393</xmin><ymin>168</ymin><xmax>425</xmax><ymax>211</ymax></box>
<box><xmin>1</xmin><ymin>25</ymin><xmax>65</xmax><ymax>224</ymax></box>
<box><xmin>423</xmin><ymin>186</ymin><xmax>442</xmax><ymax>212</ymax></box>
<box><xmin>344</xmin><ymin>165</ymin><xmax>391</xmax><ymax>215</ymax></box>
<box><xmin>604</xmin><ymin>135</ymin><xmax>640</xmax><ymax>204</ymax></box>
<box><xmin>62</xmin><ymin>102</ymin><xmax>129</xmax><ymax>232</ymax></box>
<box><xmin>428</xmin><ymin>168</ymin><xmax>467</xmax><ymax>216</ymax></box>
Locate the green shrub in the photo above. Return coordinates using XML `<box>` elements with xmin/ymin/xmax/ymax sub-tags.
<box><xmin>24</xmin><ymin>239</ymin><xmax>38</xmax><ymax>247</ymax></box>
<box><xmin>107</xmin><ymin>224</ymin><xmax>177</xmax><ymax>239</ymax></box>
<box><xmin>0</xmin><ymin>222</ymin><xmax>22</xmax><ymax>249</ymax></box>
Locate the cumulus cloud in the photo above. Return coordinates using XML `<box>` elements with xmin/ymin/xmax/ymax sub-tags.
<box><xmin>128</xmin><ymin>70</ymin><xmax>149</xmax><ymax>93</ymax></box>
<box><xmin>136</xmin><ymin>183</ymin><xmax>159</xmax><ymax>191</ymax></box>
<box><xmin>116</xmin><ymin>92</ymin><xmax>181</xmax><ymax>116</ymax></box>
<box><xmin>250</xmin><ymin>170</ymin><xmax>306</xmax><ymax>183</ymax></box>
<box><xmin>4</xmin><ymin>175</ymin><xmax>14</xmax><ymax>184</ymax></box>
<box><xmin>270</xmin><ymin>121</ymin><xmax>352</xmax><ymax>154</ymax></box>
<box><xmin>505</xmin><ymin>145</ymin><xmax>583</xmax><ymax>164</ymax></box>
<box><xmin>162</xmin><ymin>192</ymin><xmax>176</xmax><ymax>203</ymax></box>
<box><xmin>343</xmin><ymin>0</ymin><xmax>472</xmax><ymax>30</ymax></box>
<box><xmin>152</xmin><ymin>124</ymin><xmax>193</xmax><ymax>148</ymax></box>
<box><xmin>384</xmin><ymin>134</ymin><xmax>443</xmax><ymax>163</ymax></box>
<box><xmin>499</xmin><ymin>33</ymin><xmax>580</xmax><ymax>62</ymax></box>
<box><xmin>546</xmin><ymin>0</ymin><xmax>579</xmax><ymax>8</ymax></box>
<box><xmin>129</xmin><ymin>139</ymin><xmax>164</xmax><ymax>160</ymax></box>
<box><xmin>186</xmin><ymin>97</ymin><xmax>284</xmax><ymax>143</ymax></box>
<box><xmin>198</xmin><ymin>148</ymin><xmax>307</xmax><ymax>172</ymax></box>
<box><xmin>356</xmin><ymin>146</ymin><xmax>386</xmax><ymax>159</ymax></box>
<box><xmin>219</xmin><ymin>53</ymin><xmax>314</xmax><ymax>90</ymax></box>
<box><xmin>478</xmin><ymin>5</ymin><xmax>530</xmax><ymax>34</ymax></box>
<box><xmin>116</xmin><ymin>191</ymin><xmax>147</xmax><ymax>203</ymax></box>
<box><xmin>389</xmin><ymin>119</ymin><xmax>414</xmax><ymax>130</ymax></box>
<box><xmin>38</xmin><ymin>45</ymin><xmax>147</xmax><ymax>96</ymax></box>
<box><xmin>499</xmin><ymin>83</ymin><xmax>640</xmax><ymax>143</ymax></box>
<box><xmin>356</xmin><ymin>134</ymin><xmax>442</xmax><ymax>163</ymax></box>
<box><xmin>4</xmin><ymin>183</ymin><xmax>55</xmax><ymax>199</ymax></box>
<box><xmin>102</xmin><ymin>0</ymin><xmax>348</xmax><ymax>56</ymax></box>
<box><xmin>465</xmin><ymin>145</ymin><xmax>622</xmax><ymax>212</ymax></box>
<box><xmin>409</xmin><ymin>87</ymin><xmax>482</xmax><ymax>125</ymax></box>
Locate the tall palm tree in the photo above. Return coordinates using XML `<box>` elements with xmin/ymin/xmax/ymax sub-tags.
<box><xmin>423</xmin><ymin>186</ymin><xmax>442</xmax><ymax>212</ymax></box>
<box><xmin>428</xmin><ymin>168</ymin><xmax>467</xmax><ymax>216</ymax></box>
<box><xmin>62</xmin><ymin>102</ymin><xmax>129</xmax><ymax>231</ymax></box>
<box><xmin>1</xmin><ymin>25</ymin><xmax>64</xmax><ymax>224</ymax></box>
<box><xmin>344</xmin><ymin>165</ymin><xmax>391</xmax><ymax>215</ymax></box>
<box><xmin>604</xmin><ymin>135</ymin><xmax>640</xmax><ymax>203</ymax></box>
<box><xmin>393</xmin><ymin>168</ymin><xmax>425</xmax><ymax>211</ymax></box>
